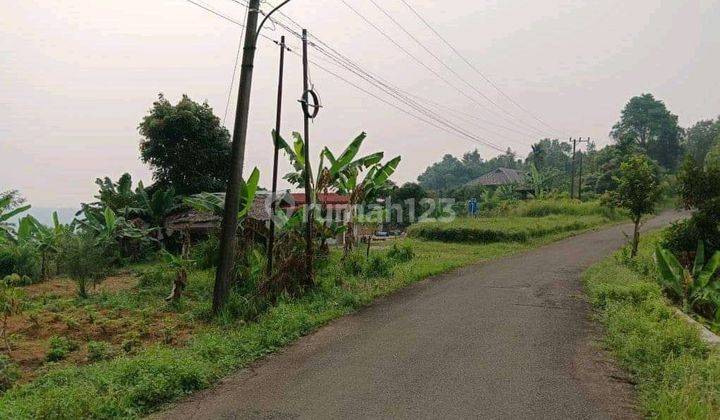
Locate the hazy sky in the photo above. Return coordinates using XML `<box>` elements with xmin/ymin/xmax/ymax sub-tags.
<box><xmin>2</xmin><ymin>0</ymin><xmax>719</xmax><ymax>207</ymax></box>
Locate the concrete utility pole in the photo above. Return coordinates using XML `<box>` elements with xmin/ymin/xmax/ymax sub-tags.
<box><xmin>267</xmin><ymin>35</ymin><xmax>286</xmax><ymax>277</ymax></box>
<box><xmin>578</xmin><ymin>151</ymin><xmax>584</xmax><ymax>201</ymax></box>
<box><xmin>214</xmin><ymin>0</ymin><xmax>291</xmax><ymax>313</ymax></box>
<box><xmin>570</xmin><ymin>137</ymin><xmax>576</xmax><ymax>199</ymax></box>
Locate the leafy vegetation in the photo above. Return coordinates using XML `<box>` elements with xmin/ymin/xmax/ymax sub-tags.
<box><xmin>584</xmin><ymin>231</ymin><xmax>720</xmax><ymax>418</ymax></box>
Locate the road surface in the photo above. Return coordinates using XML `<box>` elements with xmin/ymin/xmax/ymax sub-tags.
<box><xmin>160</xmin><ymin>212</ymin><xmax>682</xmax><ymax>419</ymax></box>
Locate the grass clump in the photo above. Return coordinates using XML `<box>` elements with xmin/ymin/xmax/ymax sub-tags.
<box><xmin>0</xmin><ymin>355</ymin><xmax>20</xmax><ymax>392</ymax></box>
<box><xmin>87</xmin><ymin>341</ymin><xmax>115</xmax><ymax>362</ymax></box>
<box><xmin>583</xmin><ymin>230</ymin><xmax>720</xmax><ymax>418</ymax></box>
<box><xmin>46</xmin><ymin>336</ymin><xmax>79</xmax><ymax>362</ymax></box>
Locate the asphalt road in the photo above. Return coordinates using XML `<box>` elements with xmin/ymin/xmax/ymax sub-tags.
<box><xmin>159</xmin><ymin>211</ymin><xmax>682</xmax><ymax>420</ymax></box>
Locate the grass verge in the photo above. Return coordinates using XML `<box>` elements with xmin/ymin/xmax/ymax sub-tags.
<box><xmin>583</xmin><ymin>230</ymin><xmax>720</xmax><ymax>418</ymax></box>
<box><xmin>407</xmin><ymin>214</ymin><xmax>611</xmax><ymax>243</ymax></box>
<box><xmin>0</xmin><ymin>217</ymin><xmax>617</xmax><ymax>419</ymax></box>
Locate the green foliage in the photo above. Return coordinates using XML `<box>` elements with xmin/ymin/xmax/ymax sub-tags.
<box><xmin>611</xmin><ymin>93</ymin><xmax>683</xmax><ymax>170</ymax></box>
<box><xmin>341</xmin><ymin>252</ymin><xmax>366</xmax><ymax>276</ymax></box>
<box><xmin>87</xmin><ymin>341</ymin><xmax>115</xmax><ymax>362</ymax></box>
<box><xmin>0</xmin><ymin>193</ymin><xmax>31</xmax><ymax>243</ymax></box>
<box><xmin>0</xmin><ymin>355</ymin><xmax>20</xmax><ymax>392</ymax></box>
<box><xmin>671</xmin><ymin>156</ymin><xmax>720</xmax><ymax>256</ymax></box>
<box><xmin>58</xmin><ymin>233</ymin><xmax>109</xmax><ymax>298</ymax></box>
<box><xmin>137</xmin><ymin>265</ymin><xmax>174</xmax><ymax>288</ymax></box>
<box><xmin>191</xmin><ymin>236</ymin><xmax>220</xmax><ymax>270</ymax></box>
<box><xmin>387</xmin><ymin>243</ymin><xmax>415</xmax><ymax>262</ymax></box>
<box><xmin>408</xmin><ymin>215</ymin><xmax>606</xmax><ymax>244</ymax></box>
<box><xmin>608</xmin><ymin>154</ymin><xmax>662</xmax><ymax>221</ymax></box>
<box><xmin>584</xmin><ymin>232</ymin><xmax>720</xmax><ymax>418</ymax></box>
<box><xmin>707</xmin><ymin>141</ymin><xmax>720</xmax><ymax>171</ymax></box>
<box><xmin>684</xmin><ymin>117</ymin><xmax>720</xmax><ymax>166</ymax></box>
<box><xmin>139</xmin><ymin>94</ymin><xmax>232</xmax><ymax>195</ymax></box>
<box><xmin>417</xmin><ymin>149</ymin><xmax>522</xmax><ymax>191</ymax></box>
<box><xmin>654</xmin><ymin>242</ymin><xmax>720</xmax><ymax>319</ymax></box>
<box><xmin>363</xmin><ymin>254</ymin><xmax>392</xmax><ymax>278</ymax></box>
<box><xmin>0</xmin><ymin>243</ymin><xmax>40</xmax><ymax>281</ymax></box>
<box><xmin>46</xmin><ymin>336</ymin><xmax>79</xmax><ymax>362</ymax></box>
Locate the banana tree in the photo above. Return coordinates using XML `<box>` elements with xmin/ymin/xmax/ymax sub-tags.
<box><xmin>0</xmin><ymin>196</ymin><xmax>31</xmax><ymax>242</ymax></box>
<box><xmin>184</xmin><ymin>168</ymin><xmax>260</xmax><ymax>221</ymax></box>
<box><xmin>655</xmin><ymin>242</ymin><xmax>720</xmax><ymax>314</ymax></box>
<box><xmin>136</xmin><ymin>183</ymin><xmax>181</xmax><ymax>243</ymax></box>
<box><xmin>16</xmin><ymin>214</ymin><xmax>63</xmax><ymax>280</ymax></box>
<box><xmin>93</xmin><ymin>173</ymin><xmax>141</xmax><ymax>218</ymax></box>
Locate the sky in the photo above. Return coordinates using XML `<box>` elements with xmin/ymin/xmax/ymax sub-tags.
<box><xmin>1</xmin><ymin>0</ymin><xmax>719</xmax><ymax>208</ymax></box>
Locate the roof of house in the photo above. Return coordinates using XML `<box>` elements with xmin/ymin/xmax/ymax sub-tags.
<box><xmin>468</xmin><ymin>167</ymin><xmax>528</xmax><ymax>187</ymax></box>
<box><xmin>290</xmin><ymin>193</ymin><xmax>350</xmax><ymax>205</ymax></box>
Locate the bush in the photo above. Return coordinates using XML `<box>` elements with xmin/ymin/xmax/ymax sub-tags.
<box><xmin>137</xmin><ymin>265</ymin><xmax>174</xmax><ymax>288</ymax></box>
<box><xmin>58</xmin><ymin>233</ymin><xmax>109</xmax><ymax>298</ymax></box>
<box><xmin>191</xmin><ymin>235</ymin><xmax>220</xmax><ymax>270</ymax></box>
<box><xmin>2</xmin><ymin>274</ymin><xmax>32</xmax><ymax>287</ymax></box>
<box><xmin>0</xmin><ymin>355</ymin><xmax>20</xmax><ymax>392</ymax></box>
<box><xmin>46</xmin><ymin>336</ymin><xmax>79</xmax><ymax>362</ymax></box>
<box><xmin>87</xmin><ymin>341</ymin><xmax>115</xmax><ymax>362</ymax></box>
<box><xmin>0</xmin><ymin>244</ymin><xmax>41</xmax><ymax>282</ymax></box>
<box><xmin>386</xmin><ymin>243</ymin><xmax>415</xmax><ymax>263</ymax></box>
<box><xmin>364</xmin><ymin>254</ymin><xmax>393</xmax><ymax>278</ymax></box>
<box><xmin>341</xmin><ymin>252</ymin><xmax>366</xmax><ymax>276</ymax></box>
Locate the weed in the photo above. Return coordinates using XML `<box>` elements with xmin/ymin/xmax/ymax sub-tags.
<box><xmin>363</xmin><ymin>254</ymin><xmax>393</xmax><ymax>278</ymax></box>
<box><xmin>46</xmin><ymin>336</ymin><xmax>79</xmax><ymax>362</ymax></box>
<box><xmin>386</xmin><ymin>243</ymin><xmax>415</xmax><ymax>262</ymax></box>
<box><xmin>87</xmin><ymin>341</ymin><xmax>115</xmax><ymax>362</ymax></box>
<box><xmin>0</xmin><ymin>355</ymin><xmax>20</xmax><ymax>392</ymax></box>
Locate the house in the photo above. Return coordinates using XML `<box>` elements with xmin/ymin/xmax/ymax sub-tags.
<box><xmin>468</xmin><ymin>167</ymin><xmax>529</xmax><ymax>187</ymax></box>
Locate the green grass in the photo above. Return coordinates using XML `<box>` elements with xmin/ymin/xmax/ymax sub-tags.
<box><xmin>506</xmin><ymin>198</ymin><xmax>621</xmax><ymax>218</ymax></box>
<box><xmin>583</xmin><ymin>230</ymin><xmax>720</xmax><ymax>418</ymax></box>
<box><xmin>0</xmin><ymin>216</ymin><xmax>617</xmax><ymax>419</ymax></box>
<box><xmin>408</xmin><ymin>214</ymin><xmax>610</xmax><ymax>243</ymax></box>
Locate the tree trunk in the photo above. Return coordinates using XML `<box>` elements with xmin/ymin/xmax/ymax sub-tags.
<box><xmin>631</xmin><ymin>217</ymin><xmax>641</xmax><ymax>257</ymax></box>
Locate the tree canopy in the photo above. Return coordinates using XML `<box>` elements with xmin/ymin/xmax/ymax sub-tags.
<box><xmin>138</xmin><ymin>94</ymin><xmax>232</xmax><ymax>195</ymax></box>
<box><xmin>610</xmin><ymin>93</ymin><xmax>683</xmax><ymax>170</ymax></box>
<box><xmin>684</xmin><ymin>117</ymin><xmax>720</xmax><ymax>166</ymax></box>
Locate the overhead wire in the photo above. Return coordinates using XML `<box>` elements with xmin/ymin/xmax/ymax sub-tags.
<box><xmin>365</xmin><ymin>0</ymin><xmax>549</xmax><ymax>137</ymax></box>
<box><xmin>336</xmin><ymin>0</ymin><xmax>547</xmax><ymax>138</ymax></box>
<box><xmin>396</xmin><ymin>0</ymin><xmax>564</xmax><ymax>136</ymax></box>
<box><xmin>185</xmin><ymin>0</ymin><xmax>515</xmax><ymax>152</ymax></box>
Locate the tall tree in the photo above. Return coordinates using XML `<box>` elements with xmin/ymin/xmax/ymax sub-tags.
<box><xmin>684</xmin><ymin>118</ymin><xmax>720</xmax><ymax>166</ymax></box>
<box><xmin>138</xmin><ymin>94</ymin><xmax>232</xmax><ymax>195</ymax></box>
<box><xmin>610</xmin><ymin>93</ymin><xmax>683</xmax><ymax>170</ymax></box>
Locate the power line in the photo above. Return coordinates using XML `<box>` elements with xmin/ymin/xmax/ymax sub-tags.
<box><xmin>336</xmin><ymin>0</ymin><xmax>546</xmax><ymax>138</ymax></box>
<box><xmin>223</xmin><ymin>1</ymin><xmax>249</xmax><ymax>124</ymax></box>
<box><xmin>397</xmin><ymin>0</ymin><xmax>564</xmax><ymax>136</ymax></box>
<box><xmin>186</xmin><ymin>0</ymin><xmax>511</xmax><ymax>153</ymax></box>
<box><xmin>366</xmin><ymin>0</ymin><xmax>549</xmax><ymax>137</ymax></box>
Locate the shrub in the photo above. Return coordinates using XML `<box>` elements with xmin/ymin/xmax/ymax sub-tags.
<box><xmin>387</xmin><ymin>243</ymin><xmax>415</xmax><ymax>263</ymax></box>
<box><xmin>0</xmin><ymin>244</ymin><xmax>41</xmax><ymax>282</ymax></box>
<box><xmin>58</xmin><ymin>233</ymin><xmax>109</xmax><ymax>298</ymax></box>
<box><xmin>2</xmin><ymin>274</ymin><xmax>32</xmax><ymax>287</ymax></box>
<box><xmin>341</xmin><ymin>252</ymin><xmax>366</xmax><ymax>276</ymax></box>
<box><xmin>87</xmin><ymin>341</ymin><xmax>115</xmax><ymax>362</ymax></box>
<box><xmin>137</xmin><ymin>265</ymin><xmax>174</xmax><ymax>288</ymax></box>
<box><xmin>191</xmin><ymin>235</ymin><xmax>220</xmax><ymax>270</ymax></box>
<box><xmin>0</xmin><ymin>355</ymin><xmax>20</xmax><ymax>392</ymax></box>
<box><xmin>363</xmin><ymin>254</ymin><xmax>393</xmax><ymax>278</ymax></box>
<box><xmin>46</xmin><ymin>336</ymin><xmax>79</xmax><ymax>362</ymax></box>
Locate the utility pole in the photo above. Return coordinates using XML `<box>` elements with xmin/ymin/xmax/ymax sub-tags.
<box><xmin>570</xmin><ymin>137</ymin><xmax>576</xmax><ymax>199</ymax></box>
<box><xmin>301</xmin><ymin>29</ymin><xmax>313</xmax><ymax>285</ymax></box>
<box><xmin>213</xmin><ymin>0</ymin><xmax>291</xmax><ymax>314</ymax></box>
<box><xmin>267</xmin><ymin>35</ymin><xmax>286</xmax><ymax>277</ymax></box>
<box><xmin>578</xmin><ymin>151</ymin><xmax>584</xmax><ymax>201</ymax></box>
<box><xmin>214</xmin><ymin>0</ymin><xmax>261</xmax><ymax>314</ymax></box>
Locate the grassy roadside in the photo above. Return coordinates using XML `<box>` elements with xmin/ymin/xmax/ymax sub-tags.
<box><xmin>583</xmin><ymin>230</ymin><xmax>720</xmax><ymax>418</ymax></box>
<box><xmin>0</xmin><ymin>215</ymin><xmax>619</xmax><ymax>419</ymax></box>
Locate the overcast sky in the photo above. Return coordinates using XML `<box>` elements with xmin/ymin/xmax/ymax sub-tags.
<box><xmin>2</xmin><ymin>0</ymin><xmax>719</xmax><ymax>207</ymax></box>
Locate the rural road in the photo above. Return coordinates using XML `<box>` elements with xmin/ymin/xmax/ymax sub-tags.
<box><xmin>160</xmin><ymin>211</ymin><xmax>682</xmax><ymax>420</ymax></box>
